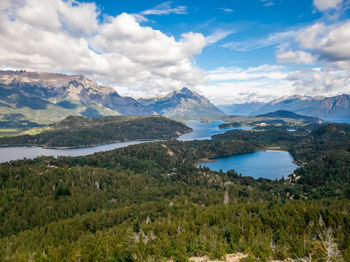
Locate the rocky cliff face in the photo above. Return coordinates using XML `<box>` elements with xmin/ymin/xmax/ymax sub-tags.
<box><xmin>138</xmin><ymin>87</ymin><xmax>225</xmax><ymax>120</ymax></box>
<box><xmin>0</xmin><ymin>70</ymin><xmax>155</xmax><ymax>125</ymax></box>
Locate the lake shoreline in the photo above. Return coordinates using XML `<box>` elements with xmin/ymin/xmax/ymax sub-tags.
<box><xmin>0</xmin><ymin>139</ymin><xmax>159</xmax><ymax>150</ymax></box>
<box><xmin>198</xmin><ymin>150</ymin><xmax>298</xmax><ymax>179</ymax></box>
<box><xmin>198</xmin><ymin>147</ymin><xmax>290</xmax><ymax>163</ymax></box>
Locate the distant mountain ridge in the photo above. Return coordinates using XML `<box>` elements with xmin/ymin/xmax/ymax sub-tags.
<box><xmin>218</xmin><ymin>102</ymin><xmax>265</xmax><ymax>116</ymax></box>
<box><xmin>219</xmin><ymin>94</ymin><xmax>350</xmax><ymax>118</ymax></box>
<box><xmin>256</xmin><ymin>110</ymin><xmax>322</xmax><ymax>123</ymax></box>
<box><xmin>138</xmin><ymin>87</ymin><xmax>225</xmax><ymax>120</ymax></box>
<box><xmin>0</xmin><ymin>70</ymin><xmax>155</xmax><ymax>126</ymax></box>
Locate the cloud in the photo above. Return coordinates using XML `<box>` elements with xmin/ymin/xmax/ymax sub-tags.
<box><xmin>197</xmin><ymin>64</ymin><xmax>350</xmax><ymax>104</ymax></box>
<box><xmin>11</xmin><ymin>0</ymin><xmax>99</xmax><ymax>36</ymax></box>
<box><xmin>206</xmin><ymin>30</ymin><xmax>234</xmax><ymax>45</ymax></box>
<box><xmin>220</xmin><ymin>8</ymin><xmax>233</xmax><ymax>13</ymax></box>
<box><xmin>197</xmin><ymin>65</ymin><xmax>293</xmax><ymax>104</ymax></box>
<box><xmin>221</xmin><ymin>31</ymin><xmax>297</xmax><ymax>51</ymax></box>
<box><xmin>222</xmin><ymin>18</ymin><xmax>350</xmax><ymax>66</ymax></box>
<box><xmin>296</xmin><ymin>20</ymin><xmax>350</xmax><ymax>62</ymax></box>
<box><xmin>261</xmin><ymin>0</ymin><xmax>274</xmax><ymax>7</ymax></box>
<box><xmin>141</xmin><ymin>1</ymin><xmax>187</xmax><ymax>16</ymax></box>
<box><xmin>276</xmin><ymin>50</ymin><xmax>316</xmax><ymax>65</ymax></box>
<box><xmin>0</xmin><ymin>0</ymin><xmax>206</xmax><ymax>98</ymax></box>
<box><xmin>313</xmin><ymin>0</ymin><xmax>343</xmax><ymax>12</ymax></box>
<box><xmin>287</xmin><ymin>67</ymin><xmax>350</xmax><ymax>96</ymax></box>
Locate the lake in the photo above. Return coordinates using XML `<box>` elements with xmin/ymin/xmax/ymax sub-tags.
<box><xmin>0</xmin><ymin>141</ymin><xmax>148</xmax><ymax>163</ymax></box>
<box><xmin>178</xmin><ymin>120</ymin><xmax>252</xmax><ymax>141</ymax></box>
<box><xmin>0</xmin><ymin>120</ymin><xmax>250</xmax><ymax>163</ymax></box>
<box><xmin>323</xmin><ymin>118</ymin><xmax>350</xmax><ymax>124</ymax></box>
<box><xmin>198</xmin><ymin>150</ymin><xmax>298</xmax><ymax>180</ymax></box>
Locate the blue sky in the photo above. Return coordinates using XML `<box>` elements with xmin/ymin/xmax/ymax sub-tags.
<box><xmin>90</xmin><ymin>0</ymin><xmax>325</xmax><ymax>68</ymax></box>
<box><xmin>88</xmin><ymin>1</ymin><xmax>337</xmax><ymax>63</ymax></box>
<box><xmin>0</xmin><ymin>0</ymin><xmax>350</xmax><ymax>104</ymax></box>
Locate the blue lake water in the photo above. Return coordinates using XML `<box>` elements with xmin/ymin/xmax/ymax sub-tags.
<box><xmin>178</xmin><ymin>120</ymin><xmax>252</xmax><ymax>141</ymax></box>
<box><xmin>0</xmin><ymin>120</ymin><xmax>250</xmax><ymax>163</ymax></box>
<box><xmin>0</xmin><ymin>141</ymin><xmax>148</xmax><ymax>163</ymax></box>
<box><xmin>323</xmin><ymin>118</ymin><xmax>350</xmax><ymax>124</ymax></box>
<box><xmin>198</xmin><ymin>150</ymin><xmax>298</xmax><ymax>180</ymax></box>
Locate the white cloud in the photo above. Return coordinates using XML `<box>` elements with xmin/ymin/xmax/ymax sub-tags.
<box><xmin>207</xmin><ymin>65</ymin><xmax>287</xmax><ymax>82</ymax></box>
<box><xmin>296</xmin><ymin>20</ymin><xmax>350</xmax><ymax>62</ymax></box>
<box><xmin>12</xmin><ymin>0</ymin><xmax>99</xmax><ymax>36</ymax></box>
<box><xmin>276</xmin><ymin>50</ymin><xmax>316</xmax><ymax>65</ymax></box>
<box><xmin>223</xmin><ymin>18</ymin><xmax>350</xmax><ymax>66</ymax></box>
<box><xmin>287</xmin><ymin>67</ymin><xmax>350</xmax><ymax>96</ymax></box>
<box><xmin>313</xmin><ymin>0</ymin><xmax>343</xmax><ymax>11</ymax></box>
<box><xmin>197</xmin><ymin>64</ymin><xmax>350</xmax><ymax>104</ymax></box>
<box><xmin>141</xmin><ymin>1</ymin><xmax>187</xmax><ymax>16</ymax></box>
<box><xmin>0</xmin><ymin>0</ymin><xmax>206</xmax><ymax>98</ymax></box>
<box><xmin>206</xmin><ymin>30</ymin><xmax>234</xmax><ymax>45</ymax></box>
<box><xmin>221</xmin><ymin>31</ymin><xmax>297</xmax><ymax>51</ymax></box>
<box><xmin>261</xmin><ymin>0</ymin><xmax>274</xmax><ymax>7</ymax></box>
<box><xmin>197</xmin><ymin>65</ymin><xmax>293</xmax><ymax>104</ymax></box>
<box><xmin>220</xmin><ymin>12</ymin><xmax>350</xmax><ymax>67</ymax></box>
<box><xmin>58</xmin><ymin>0</ymin><xmax>100</xmax><ymax>36</ymax></box>
<box><xmin>221</xmin><ymin>8</ymin><xmax>233</xmax><ymax>13</ymax></box>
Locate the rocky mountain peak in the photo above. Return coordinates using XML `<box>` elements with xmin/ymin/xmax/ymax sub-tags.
<box><xmin>179</xmin><ymin>87</ymin><xmax>193</xmax><ymax>94</ymax></box>
<box><xmin>0</xmin><ymin>70</ymin><xmax>155</xmax><ymax>123</ymax></box>
<box><xmin>138</xmin><ymin>87</ymin><xmax>225</xmax><ymax>120</ymax></box>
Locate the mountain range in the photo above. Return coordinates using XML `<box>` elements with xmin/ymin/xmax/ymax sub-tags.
<box><xmin>0</xmin><ymin>71</ymin><xmax>224</xmax><ymax>130</ymax></box>
<box><xmin>0</xmin><ymin>70</ymin><xmax>155</xmax><ymax>125</ymax></box>
<box><xmin>219</xmin><ymin>94</ymin><xmax>350</xmax><ymax>118</ymax></box>
<box><xmin>1</xmin><ymin>70</ymin><xmax>349</xmax><ymax>130</ymax></box>
<box><xmin>138</xmin><ymin>87</ymin><xmax>225</xmax><ymax>120</ymax></box>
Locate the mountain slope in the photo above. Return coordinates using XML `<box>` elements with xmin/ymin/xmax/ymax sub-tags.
<box><xmin>0</xmin><ymin>70</ymin><xmax>155</xmax><ymax>127</ymax></box>
<box><xmin>138</xmin><ymin>87</ymin><xmax>225</xmax><ymax>120</ymax></box>
<box><xmin>220</xmin><ymin>94</ymin><xmax>350</xmax><ymax>118</ymax></box>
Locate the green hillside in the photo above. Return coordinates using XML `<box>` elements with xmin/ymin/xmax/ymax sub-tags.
<box><xmin>0</xmin><ymin>115</ymin><xmax>192</xmax><ymax>148</ymax></box>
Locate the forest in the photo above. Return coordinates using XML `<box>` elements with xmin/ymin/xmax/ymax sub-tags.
<box><xmin>0</xmin><ymin>123</ymin><xmax>350</xmax><ymax>261</ymax></box>
<box><xmin>0</xmin><ymin>116</ymin><xmax>192</xmax><ymax>148</ymax></box>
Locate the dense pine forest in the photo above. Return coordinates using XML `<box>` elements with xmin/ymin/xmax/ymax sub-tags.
<box><xmin>1</xmin><ymin>123</ymin><xmax>350</xmax><ymax>261</ymax></box>
<box><xmin>0</xmin><ymin>116</ymin><xmax>192</xmax><ymax>148</ymax></box>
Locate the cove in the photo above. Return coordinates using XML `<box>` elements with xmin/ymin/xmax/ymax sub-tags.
<box><xmin>198</xmin><ymin>150</ymin><xmax>298</xmax><ymax>180</ymax></box>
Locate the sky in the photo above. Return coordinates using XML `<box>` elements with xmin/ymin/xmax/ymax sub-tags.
<box><xmin>0</xmin><ymin>0</ymin><xmax>350</xmax><ymax>104</ymax></box>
